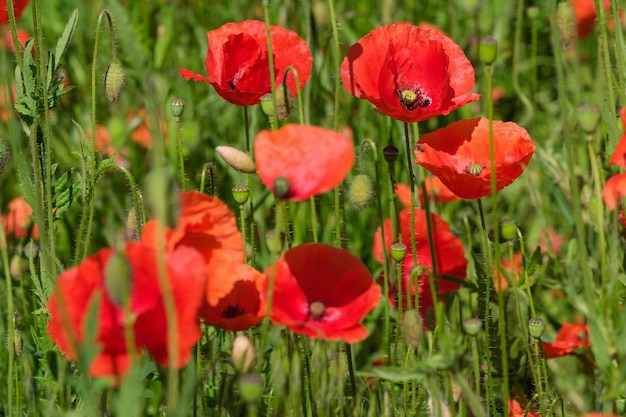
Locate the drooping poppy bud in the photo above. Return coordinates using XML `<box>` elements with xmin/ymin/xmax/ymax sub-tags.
<box><xmin>347</xmin><ymin>174</ymin><xmax>374</xmax><ymax>210</ymax></box>
<box><xmin>104</xmin><ymin>62</ymin><xmax>126</xmax><ymax>102</ymax></box>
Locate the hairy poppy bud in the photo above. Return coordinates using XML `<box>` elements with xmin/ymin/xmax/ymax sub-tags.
<box><xmin>479</xmin><ymin>36</ymin><xmax>498</xmax><ymax>65</ymax></box>
<box><xmin>347</xmin><ymin>174</ymin><xmax>374</xmax><ymax>210</ymax></box>
<box><xmin>104</xmin><ymin>62</ymin><xmax>126</xmax><ymax>102</ymax></box>
<box><xmin>260</xmin><ymin>85</ymin><xmax>292</xmax><ymax>122</ymax></box>
<box><xmin>216</xmin><ymin>146</ymin><xmax>256</xmax><ymax>174</ymax></box>
<box><xmin>402</xmin><ymin>309</ymin><xmax>424</xmax><ymax>348</ymax></box>
<box><xmin>232</xmin><ymin>184</ymin><xmax>250</xmax><ymax>205</ymax></box>
<box><xmin>125</xmin><ymin>207</ymin><xmax>140</xmax><ymax>241</ymax></box>
<box><xmin>556</xmin><ymin>2</ymin><xmax>576</xmax><ymax>49</ymax></box>
<box><xmin>231</xmin><ymin>335</ymin><xmax>255</xmax><ymax>374</ymax></box>
<box><xmin>0</xmin><ymin>136</ymin><xmax>11</xmax><ymax>175</ymax></box>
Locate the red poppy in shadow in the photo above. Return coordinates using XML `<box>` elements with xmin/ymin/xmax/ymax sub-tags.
<box><xmin>267</xmin><ymin>243</ymin><xmax>381</xmax><ymax>343</ymax></box>
<box><xmin>1</xmin><ymin>0</ymin><xmax>29</xmax><ymax>24</ymax></box>
<box><xmin>2</xmin><ymin>197</ymin><xmax>38</xmax><ymax>240</ymax></box>
<box><xmin>542</xmin><ymin>322</ymin><xmax>590</xmax><ymax>359</ymax></box>
<box><xmin>340</xmin><ymin>23</ymin><xmax>480</xmax><ymax>123</ymax></box>
<box><xmin>254</xmin><ymin>124</ymin><xmax>355</xmax><ymax>201</ymax></box>
<box><xmin>200</xmin><ymin>251</ymin><xmax>266</xmax><ymax>331</ymax></box>
<box><xmin>570</xmin><ymin>0</ymin><xmax>612</xmax><ymax>38</ymax></box>
<box><xmin>142</xmin><ymin>191</ymin><xmax>244</xmax><ymax>305</ymax></box>
<box><xmin>508</xmin><ymin>399</ymin><xmax>541</xmax><ymax>417</ymax></box>
<box><xmin>179</xmin><ymin>20</ymin><xmax>312</xmax><ymax>106</ymax></box>
<box><xmin>395</xmin><ymin>176</ymin><xmax>460</xmax><ymax>208</ymax></box>
<box><xmin>373</xmin><ymin>209</ymin><xmax>467</xmax><ymax>321</ymax></box>
<box><xmin>608</xmin><ymin>107</ymin><xmax>626</xmax><ymax>168</ymax></box>
<box><xmin>46</xmin><ymin>242</ymin><xmax>206</xmax><ymax>382</ymax></box>
<box><xmin>602</xmin><ymin>173</ymin><xmax>626</xmax><ymax>210</ymax></box>
<box><xmin>414</xmin><ymin>118</ymin><xmax>535</xmax><ymax>200</ymax></box>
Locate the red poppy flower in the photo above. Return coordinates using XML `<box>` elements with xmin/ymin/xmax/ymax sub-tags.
<box><xmin>0</xmin><ymin>0</ymin><xmax>29</xmax><ymax>24</ymax></box>
<box><xmin>2</xmin><ymin>197</ymin><xmax>38</xmax><ymax>240</ymax></box>
<box><xmin>495</xmin><ymin>252</ymin><xmax>524</xmax><ymax>292</ymax></box>
<box><xmin>127</xmin><ymin>108</ymin><xmax>169</xmax><ymax>149</ymax></box>
<box><xmin>179</xmin><ymin>20</ymin><xmax>312</xmax><ymax>106</ymax></box>
<box><xmin>87</xmin><ymin>124</ymin><xmax>128</xmax><ymax>166</ymax></box>
<box><xmin>141</xmin><ymin>191</ymin><xmax>245</xmax><ymax>306</ymax></box>
<box><xmin>509</xmin><ymin>399</ymin><xmax>541</xmax><ymax>417</ymax></box>
<box><xmin>414</xmin><ymin>118</ymin><xmax>535</xmax><ymax>200</ymax></box>
<box><xmin>609</xmin><ymin>107</ymin><xmax>626</xmax><ymax>168</ymax></box>
<box><xmin>267</xmin><ymin>243</ymin><xmax>381</xmax><ymax>343</ymax></box>
<box><xmin>0</xmin><ymin>82</ymin><xmax>16</xmax><ymax>122</ymax></box>
<box><xmin>542</xmin><ymin>322</ymin><xmax>590</xmax><ymax>359</ymax></box>
<box><xmin>395</xmin><ymin>177</ymin><xmax>460</xmax><ymax>208</ymax></box>
<box><xmin>570</xmin><ymin>0</ymin><xmax>611</xmax><ymax>38</ymax></box>
<box><xmin>340</xmin><ymin>23</ymin><xmax>480</xmax><ymax>123</ymax></box>
<box><xmin>200</xmin><ymin>251</ymin><xmax>266</xmax><ymax>331</ymax></box>
<box><xmin>2</xmin><ymin>27</ymin><xmax>30</xmax><ymax>54</ymax></box>
<box><xmin>602</xmin><ymin>173</ymin><xmax>626</xmax><ymax>210</ymax></box>
<box><xmin>373</xmin><ymin>209</ymin><xmax>467</xmax><ymax>320</ymax></box>
<box><xmin>46</xmin><ymin>242</ymin><xmax>206</xmax><ymax>381</ymax></box>
<box><xmin>254</xmin><ymin>124</ymin><xmax>355</xmax><ymax>201</ymax></box>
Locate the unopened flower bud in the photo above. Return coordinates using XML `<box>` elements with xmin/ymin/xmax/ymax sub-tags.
<box><xmin>260</xmin><ymin>85</ymin><xmax>292</xmax><ymax>121</ymax></box>
<box><xmin>170</xmin><ymin>98</ymin><xmax>185</xmax><ymax>119</ymax></box>
<box><xmin>556</xmin><ymin>2</ymin><xmax>576</xmax><ymax>50</ymax></box>
<box><xmin>402</xmin><ymin>309</ymin><xmax>424</xmax><ymax>349</ymax></box>
<box><xmin>231</xmin><ymin>335</ymin><xmax>255</xmax><ymax>374</ymax></box>
<box><xmin>232</xmin><ymin>184</ymin><xmax>250</xmax><ymax>205</ymax></box>
<box><xmin>104</xmin><ymin>62</ymin><xmax>126</xmax><ymax>102</ymax></box>
<box><xmin>390</xmin><ymin>242</ymin><xmax>407</xmax><ymax>263</ymax></box>
<box><xmin>463</xmin><ymin>318</ymin><xmax>482</xmax><ymax>336</ymax></box>
<box><xmin>479</xmin><ymin>36</ymin><xmax>498</xmax><ymax>65</ymax></box>
<box><xmin>0</xmin><ymin>136</ymin><xmax>11</xmax><ymax>176</ymax></box>
<box><xmin>216</xmin><ymin>146</ymin><xmax>256</xmax><ymax>174</ymax></box>
<box><xmin>125</xmin><ymin>207</ymin><xmax>140</xmax><ymax>241</ymax></box>
<box><xmin>348</xmin><ymin>174</ymin><xmax>374</xmax><ymax>210</ymax></box>
<box><xmin>9</xmin><ymin>255</ymin><xmax>21</xmax><ymax>279</ymax></box>
<box><xmin>577</xmin><ymin>104</ymin><xmax>601</xmax><ymax>135</ymax></box>
<box><xmin>104</xmin><ymin>249</ymin><xmax>132</xmax><ymax>307</ymax></box>
<box><xmin>488</xmin><ymin>219</ymin><xmax>517</xmax><ymax>243</ymax></box>
<box><xmin>528</xmin><ymin>317</ymin><xmax>546</xmax><ymax>340</ymax></box>
<box><xmin>383</xmin><ymin>145</ymin><xmax>399</xmax><ymax>164</ymax></box>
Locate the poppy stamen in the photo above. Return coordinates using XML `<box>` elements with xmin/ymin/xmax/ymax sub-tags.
<box><xmin>224</xmin><ymin>304</ymin><xmax>245</xmax><ymax>318</ymax></box>
<box><xmin>397</xmin><ymin>85</ymin><xmax>432</xmax><ymax>111</ymax></box>
<box><xmin>309</xmin><ymin>301</ymin><xmax>326</xmax><ymax>320</ymax></box>
<box><xmin>467</xmin><ymin>163</ymin><xmax>483</xmax><ymax>176</ymax></box>
<box><xmin>227</xmin><ymin>80</ymin><xmax>237</xmax><ymax>90</ymax></box>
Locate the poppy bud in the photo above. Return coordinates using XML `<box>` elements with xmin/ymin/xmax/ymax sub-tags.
<box><xmin>216</xmin><ymin>145</ymin><xmax>256</xmax><ymax>174</ymax></box>
<box><xmin>488</xmin><ymin>219</ymin><xmax>517</xmax><ymax>243</ymax></box>
<box><xmin>463</xmin><ymin>318</ymin><xmax>482</xmax><ymax>336</ymax></box>
<box><xmin>125</xmin><ymin>207</ymin><xmax>140</xmax><ymax>241</ymax></box>
<box><xmin>479</xmin><ymin>36</ymin><xmax>498</xmax><ymax>66</ymax></box>
<box><xmin>104</xmin><ymin>249</ymin><xmax>132</xmax><ymax>307</ymax></box>
<box><xmin>260</xmin><ymin>85</ymin><xmax>292</xmax><ymax>122</ymax></box>
<box><xmin>9</xmin><ymin>255</ymin><xmax>21</xmax><ymax>279</ymax></box>
<box><xmin>383</xmin><ymin>145</ymin><xmax>399</xmax><ymax>164</ymax></box>
<box><xmin>265</xmin><ymin>229</ymin><xmax>284</xmax><ymax>254</ymax></box>
<box><xmin>202</xmin><ymin>161</ymin><xmax>219</xmax><ymax>196</ymax></box>
<box><xmin>576</xmin><ymin>104</ymin><xmax>601</xmax><ymax>135</ymax></box>
<box><xmin>231</xmin><ymin>335</ymin><xmax>255</xmax><ymax>374</ymax></box>
<box><xmin>239</xmin><ymin>374</ymin><xmax>264</xmax><ymax>403</ymax></box>
<box><xmin>402</xmin><ymin>309</ymin><xmax>424</xmax><ymax>349</ymax></box>
<box><xmin>556</xmin><ymin>2</ymin><xmax>576</xmax><ymax>50</ymax></box>
<box><xmin>104</xmin><ymin>62</ymin><xmax>126</xmax><ymax>102</ymax></box>
<box><xmin>170</xmin><ymin>97</ymin><xmax>185</xmax><ymax>119</ymax></box>
<box><xmin>528</xmin><ymin>317</ymin><xmax>546</xmax><ymax>340</ymax></box>
<box><xmin>0</xmin><ymin>136</ymin><xmax>11</xmax><ymax>175</ymax></box>
<box><xmin>347</xmin><ymin>174</ymin><xmax>374</xmax><ymax>210</ymax></box>
<box><xmin>273</xmin><ymin>176</ymin><xmax>291</xmax><ymax>200</ymax></box>
<box><xmin>13</xmin><ymin>329</ymin><xmax>23</xmax><ymax>357</ymax></box>
<box><xmin>390</xmin><ymin>242</ymin><xmax>407</xmax><ymax>262</ymax></box>
<box><xmin>232</xmin><ymin>184</ymin><xmax>250</xmax><ymax>205</ymax></box>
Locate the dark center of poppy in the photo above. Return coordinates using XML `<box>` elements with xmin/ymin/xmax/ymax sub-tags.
<box><xmin>309</xmin><ymin>301</ymin><xmax>326</xmax><ymax>320</ymax></box>
<box><xmin>467</xmin><ymin>163</ymin><xmax>483</xmax><ymax>176</ymax></box>
<box><xmin>397</xmin><ymin>86</ymin><xmax>432</xmax><ymax>111</ymax></box>
<box><xmin>416</xmin><ymin>144</ymin><xmax>425</xmax><ymax>152</ymax></box>
<box><xmin>228</xmin><ymin>80</ymin><xmax>237</xmax><ymax>90</ymax></box>
<box><xmin>223</xmin><ymin>304</ymin><xmax>245</xmax><ymax>318</ymax></box>
<box><xmin>274</xmin><ymin>176</ymin><xmax>291</xmax><ymax>199</ymax></box>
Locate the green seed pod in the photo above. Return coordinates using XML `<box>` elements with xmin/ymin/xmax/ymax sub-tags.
<box><xmin>216</xmin><ymin>145</ymin><xmax>256</xmax><ymax>174</ymax></box>
<box><xmin>273</xmin><ymin>176</ymin><xmax>291</xmax><ymax>200</ymax></box>
<box><xmin>265</xmin><ymin>229</ymin><xmax>285</xmax><ymax>254</ymax></box>
<box><xmin>348</xmin><ymin>174</ymin><xmax>374</xmax><ymax>210</ymax></box>
<box><xmin>239</xmin><ymin>374</ymin><xmax>264</xmax><ymax>403</ymax></box>
<box><xmin>170</xmin><ymin>97</ymin><xmax>185</xmax><ymax>119</ymax></box>
<box><xmin>467</xmin><ymin>163</ymin><xmax>483</xmax><ymax>176</ymax></box>
<box><xmin>528</xmin><ymin>317</ymin><xmax>546</xmax><ymax>340</ymax></box>
<box><xmin>390</xmin><ymin>242</ymin><xmax>407</xmax><ymax>263</ymax></box>
<box><xmin>383</xmin><ymin>145</ymin><xmax>399</xmax><ymax>164</ymax></box>
<box><xmin>232</xmin><ymin>184</ymin><xmax>250</xmax><ymax>205</ymax></box>
<box><xmin>104</xmin><ymin>62</ymin><xmax>127</xmax><ymax>102</ymax></box>
<box><xmin>463</xmin><ymin>318</ymin><xmax>482</xmax><ymax>336</ymax></box>
<box><xmin>488</xmin><ymin>219</ymin><xmax>517</xmax><ymax>243</ymax></box>
<box><xmin>479</xmin><ymin>36</ymin><xmax>498</xmax><ymax>65</ymax></box>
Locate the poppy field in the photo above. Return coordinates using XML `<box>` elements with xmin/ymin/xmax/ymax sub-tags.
<box><xmin>1</xmin><ymin>0</ymin><xmax>626</xmax><ymax>416</ymax></box>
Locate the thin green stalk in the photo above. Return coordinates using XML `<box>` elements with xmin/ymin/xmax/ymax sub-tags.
<box><xmin>239</xmin><ymin>201</ymin><xmax>248</xmax><ymax>262</ymax></box>
<box><xmin>1</xmin><ymin>227</ymin><xmax>14</xmax><ymax>416</ymax></box>
<box><xmin>345</xmin><ymin>343</ymin><xmax>357</xmax><ymax>409</ymax></box>
<box><xmin>262</xmin><ymin>1</ymin><xmax>279</xmax><ymax>131</ymax></box>
<box><xmin>587</xmin><ymin>137</ymin><xmax>607</xmax><ymax>286</ymax></box>
<box><xmin>244</xmin><ymin>104</ymin><xmax>256</xmax><ymax>266</ymax></box>
<box><xmin>175</xmin><ymin>116</ymin><xmax>186</xmax><ymax>191</ymax></box>
<box><xmin>594</xmin><ymin>0</ymin><xmax>617</xmax><ymax>124</ymax></box>
<box><xmin>300</xmin><ymin>336</ymin><xmax>318</xmax><ymax>417</ymax></box>
<box><xmin>511</xmin><ymin>0</ymin><xmax>534</xmax><ymax>125</ymax></box>
<box><xmin>403</xmin><ymin>123</ymin><xmax>418</xmax><ymax>270</ymax></box>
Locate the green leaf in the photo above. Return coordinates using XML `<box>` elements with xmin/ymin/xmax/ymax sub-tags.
<box><xmin>54</xmin><ymin>9</ymin><xmax>79</xmax><ymax>73</ymax></box>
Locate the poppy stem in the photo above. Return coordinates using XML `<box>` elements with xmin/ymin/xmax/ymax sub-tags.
<box><xmin>345</xmin><ymin>343</ymin><xmax>357</xmax><ymax>408</ymax></box>
<box><xmin>0</xmin><ymin>216</ymin><xmax>15</xmax><ymax>416</ymax></box>
<box><xmin>175</xmin><ymin>115</ymin><xmax>186</xmax><ymax>192</ymax></box>
<box><xmin>243</xmin><ymin>106</ymin><xmax>256</xmax><ymax>265</ymax></box>
<box><xmin>262</xmin><ymin>0</ymin><xmax>279</xmax><ymax>131</ymax></box>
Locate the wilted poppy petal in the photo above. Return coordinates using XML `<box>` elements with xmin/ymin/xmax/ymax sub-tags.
<box><xmin>255</xmin><ymin>124</ymin><xmax>355</xmax><ymax>201</ymax></box>
<box><xmin>414</xmin><ymin>118</ymin><xmax>535</xmax><ymax>200</ymax></box>
<box><xmin>268</xmin><ymin>243</ymin><xmax>381</xmax><ymax>343</ymax></box>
